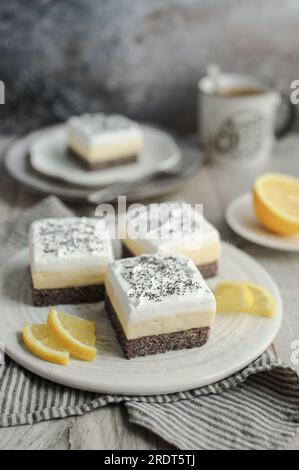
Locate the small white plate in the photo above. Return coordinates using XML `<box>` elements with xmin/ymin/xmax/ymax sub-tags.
<box><xmin>30</xmin><ymin>124</ymin><xmax>181</xmax><ymax>187</ymax></box>
<box><xmin>0</xmin><ymin>242</ymin><xmax>282</xmax><ymax>395</ymax></box>
<box><xmin>226</xmin><ymin>193</ymin><xmax>299</xmax><ymax>252</ymax></box>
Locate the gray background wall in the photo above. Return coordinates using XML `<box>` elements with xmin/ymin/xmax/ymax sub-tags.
<box><xmin>0</xmin><ymin>0</ymin><xmax>298</xmax><ymax>134</ymax></box>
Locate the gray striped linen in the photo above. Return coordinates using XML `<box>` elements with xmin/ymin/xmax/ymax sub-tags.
<box><xmin>0</xmin><ymin>196</ymin><xmax>298</xmax><ymax>449</ymax></box>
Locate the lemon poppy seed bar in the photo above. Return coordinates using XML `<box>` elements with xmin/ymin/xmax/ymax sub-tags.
<box><xmin>122</xmin><ymin>201</ymin><xmax>220</xmax><ymax>279</ymax></box>
<box><xmin>67</xmin><ymin>113</ymin><xmax>143</xmax><ymax>171</ymax></box>
<box><xmin>105</xmin><ymin>253</ymin><xmax>216</xmax><ymax>359</ymax></box>
<box><xmin>29</xmin><ymin>217</ymin><xmax>114</xmax><ymax>306</ymax></box>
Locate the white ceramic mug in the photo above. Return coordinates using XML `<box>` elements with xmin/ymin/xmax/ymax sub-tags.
<box><xmin>198</xmin><ymin>71</ymin><xmax>294</xmax><ymax>166</ymax></box>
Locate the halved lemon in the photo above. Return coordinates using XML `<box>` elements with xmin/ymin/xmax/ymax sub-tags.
<box><xmin>215</xmin><ymin>281</ymin><xmax>254</xmax><ymax>313</ymax></box>
<box><xmin>253</xmin><ymin>173</ymin><xmax>299</xmax><ymax>235</ymax></box>
<box><xmin>48</xmin><ymin>308</ymin><xmax>96</xmax><ymax>361</ymax></box>
<box><xmin>22</xmin><ymin>324</ymin><xmax>69</xmax><ymax>365</ymax></box>
<box><xmin>245</xmin><ymin>282</ymin><xmax>275</xmax><ymax>318</ymax></box>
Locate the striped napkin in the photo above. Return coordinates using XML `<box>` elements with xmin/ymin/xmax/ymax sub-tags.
<box><xmin>0</xmin><ymin>196</ymin><xmax>298</xmax><ymax>450</ymax></box>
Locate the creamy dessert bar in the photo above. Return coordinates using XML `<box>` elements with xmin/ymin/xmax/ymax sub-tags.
<box><xmin>29</xmin><ymin>217</ymin><xmax>114</xmax><ymax>306</ymax></box>
<box><xmin>105</xmin><ymin>253</ymin><xmax>216</xmax><ymax>359</ymax></box>
<box><xmin>67</xmin><ymin>113</ymin><xmax>143</xmax><ymax>171</ymax></box>
<box><xmin>122</xmin><ymin>201</ymin><xmax>221</xmax><ymax>278</ymax></box>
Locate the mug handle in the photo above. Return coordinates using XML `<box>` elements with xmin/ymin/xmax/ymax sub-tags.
<box><xmin>275</xmin><ymin>93</ymin><xmax>297</xmax><ymax>138</ymax></box>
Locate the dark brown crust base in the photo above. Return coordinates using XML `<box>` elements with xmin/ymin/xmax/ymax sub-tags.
<box><xmin>105</xmin><ymin>294</ymin><xmax>210</xmax><ymax>359</ymax></box>
<box><xmin>122</xmin><ymin>244</ymin><xmax>218</xmax><ymax>279</ymax></box>
<box><xmin>67</xmin><ymin>147</ymin><xmax>138</xmax><ymax>171</ymax></box>
<box><xmin>196</xmin><ymin>261</ymin><xmax>218</xmax><ymax>279</ymax></box>
<box><xmin>33</xmin><ymin>284</ymin><xmax>105</xmax><ymax>307</ymax></box>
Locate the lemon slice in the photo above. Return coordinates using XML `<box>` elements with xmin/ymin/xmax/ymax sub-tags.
<box><xmin>215</xmin><ymin>281</ymin><xmax>275</xmax><ymax>318</ymax></box>
<box><xmin>245</xmin><ymin>282</ymin><xmax>275</xmax><ymax>318</ymax></box>
<box><xmin>22</xmin><ymin>324</ymin><xmax>69</xmax><ymax>365</ymax></box>
<box><xmin>215</xmin><ymin>281</ymin><xmax>254</xmax><ymax>313</ymax></box>
<box><xmin>253</xmin><ymin>173</ymin><xmax>299</xmax><ymax>235</ymax></box>
<box><xmin>48</xmin><ymin>308</ymin><xmax>96</xmax><ymax>361</ymax></box>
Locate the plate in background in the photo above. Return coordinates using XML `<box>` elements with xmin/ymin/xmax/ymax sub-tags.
<box><xmin>30</xmin><ymin>124</ymin><xmax>181</xmax><ymax>187</ymax></box>
<box><xmin>0</xmin><ymin>242</ymin><xmax>282</xmax><ymax>395</ymax></box>
<box><xmin>226</xmin><ymin>193</ymin><xmax>299</xmax><ymax>252</ymax></box>
<box><xmin>4</xmin><ymin>125</ymin><xmax>202</xmax><ymax>204</ymax></box>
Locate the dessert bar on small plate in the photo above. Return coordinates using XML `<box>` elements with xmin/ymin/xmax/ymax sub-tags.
<box><xmin>67</xmin><ymin>113</ymin><xmax>143</xmax><ymax>171</ymax></box>
<box><xmin>29</xmin><ymin>217</ymin><xmax>114</xmax><ymax>306</ymax></box>
<box><xmin>105</xmin><ymin>253</ymin><xmax>216</xmax><ymax>359</ymax></box>
<box><xmin>122</xmin><ymin>201</ymin><xmax>221</xmax><ymax>278</ymax></box>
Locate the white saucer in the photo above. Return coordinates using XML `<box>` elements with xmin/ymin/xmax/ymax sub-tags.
<box><xmin>30</xmin><ymin>124</ymin><xmax>181</xmax><ymax>187</ymax></box>
<box><xmin>0</xmin><ymin>242</ymin><xmax>282</xmax><ymax>395</ymax></box>
<box><xmin>226</xmin><ymin>193</ymin><xmax>299</xmax><ymax>252</ymax></box>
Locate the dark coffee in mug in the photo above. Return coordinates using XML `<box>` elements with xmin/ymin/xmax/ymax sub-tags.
<box><xmin>217</xmin><ymin>86</ymin><xmax>264</xmax><ymax>97</ymax></box>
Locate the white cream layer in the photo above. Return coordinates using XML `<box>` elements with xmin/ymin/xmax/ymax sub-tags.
<box><xmin>105</xmin><ymin>254</ymin><xmax>216</xmax><ymax>339</ymax></box>
<box><xmin>67</xmin><ymin>113</ymin><xmax>143</xmax><ymax>162</ymax></box>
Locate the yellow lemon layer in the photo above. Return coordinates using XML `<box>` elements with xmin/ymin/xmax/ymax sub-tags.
<box><xmin>31</xmin><ymin>267</ymin><xmax>106</xmax><ymax>290</ymax></box>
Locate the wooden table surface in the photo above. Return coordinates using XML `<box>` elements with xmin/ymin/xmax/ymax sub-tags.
<box><xmin>0</xmin><ymin>134</ymin><xmax>298</xmax><ymax>450</ymax></box>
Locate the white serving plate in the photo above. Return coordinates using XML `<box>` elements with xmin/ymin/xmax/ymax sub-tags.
<box><xmin>226</xmin><ymin>193</ymin><xmax>299</xmax><ymax>252</ymax></box>
<box><xmin>30</xmin><ymin>124</ymin><xmax>181</xmax><ymax>187</ymax></box>
<box><xmin>0</xmin><ymin>242</ymin><xmax>282</xmax><ymax>395</ymax></box>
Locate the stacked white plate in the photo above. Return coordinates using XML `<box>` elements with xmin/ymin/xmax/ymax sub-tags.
<box><xmin>4</xmin><ymin>123</ymin><xmax>200</xmax><ymax>204</ymax></box>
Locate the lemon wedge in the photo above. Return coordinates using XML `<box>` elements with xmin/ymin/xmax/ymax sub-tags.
<box><xmin>22</xmin><ymin>323</ymin><xmax>69</xmax><ymax>365</ymax></box>
<box><xmin>48</xmin><ymin>308</ymin><xmax>96</xmax><ymax>361</ymax></box>
<box><xmin>245</xmin><ymin>282</ymin><xmax>275</xmax><ymax>318</ymax></box>
<box><xmin>253</xmin><ymin>173</ymin><xmax>299</xmax><ymax>235</ymax></box>
<box><xmin>215</xmin><ymin>281</ymin><xmax>254</xmax><ymax>313</ymax></box>
<box><xmin>215</xmin><ymin>281</ymin><xmax>275</xmax><ymax>318</ymax></box>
